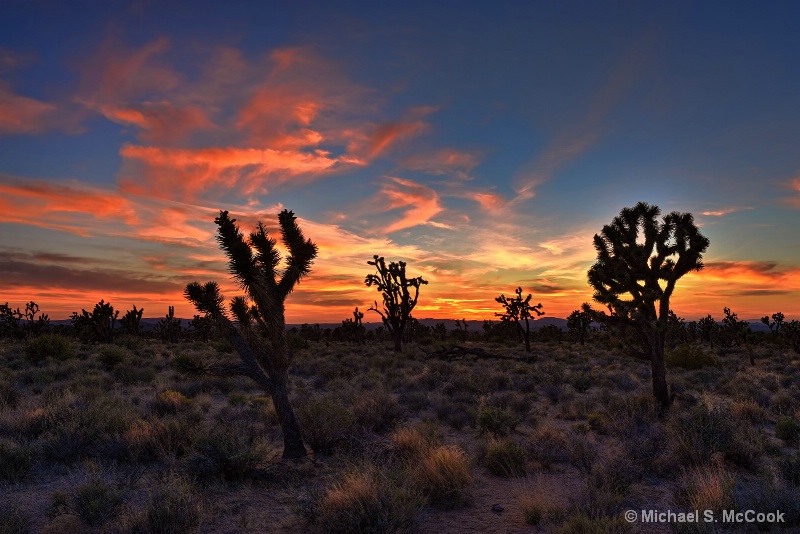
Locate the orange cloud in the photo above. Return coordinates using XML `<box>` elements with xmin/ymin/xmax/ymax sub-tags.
<box><xmin>0</xmin><ymin>81</ymin><xmax>58</xmax><ymax>135</ymax></box>
<box><xmin>86</xmin><ymin>101</ymin><xmax>214</xmax><ymax>142</ymax></box>
<box><xmin>373</xmin><ymin>177</ymin><xmax>445</xmax><ymax>233</ymax></box>
<box><xmin>0</xmin><ymin>175</ymin><xmax>139</xmax><ymax>235</ymax></box>
<box><xmin>700</xmin><ymin>206</ymin><xmax>754</xmax><ymax>217</ymax></box>
<box><xmin>118</xmin><ymin>145</ymin><xmax>364</xmax><ymax>199</ymax></box>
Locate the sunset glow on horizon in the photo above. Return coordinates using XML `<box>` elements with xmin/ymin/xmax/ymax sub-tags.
<box><xmin>2</xmin><ymin>2</ymin><xmax>799</xmax><ymax>323</ymax></box>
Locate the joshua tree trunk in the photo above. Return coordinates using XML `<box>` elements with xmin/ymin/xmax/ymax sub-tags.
<box><xmin>270</xmin><ymin>375</ymin><xmax>306</xmax><ymax>458</ymax></box>
<box><xmin>649</xmin><ymin>333</ymin><xmax>670</xmax><ymax>410</ymax></box>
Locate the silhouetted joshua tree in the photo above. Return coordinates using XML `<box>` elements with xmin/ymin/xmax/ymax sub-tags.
<box><xmin>179</xmin><ymin>210</ymin><xmax>317</xmax><ymax>459</ymax></box>
<box><xmin>119</xmin><ymin>305</ymin><xmax>144</xmax><ymax>337</ymax></box>
<box><xmin>365</xmin><ymin>255</ymin><xmax>428</xmax><ymax>352</ymax></box>
<box><xmin>586</xmin><ymin>201</ymin><xmax>709</xmax><ymax>410</ymax></box>
<box><xmin>495</xmin><ymin>287</ymin><xmax>544</xmax><ymax>354</ymax></box>
<box><xmin>567</xmin><ymin>307</ymin><xmax>593</xmax><ymax>345</ymax></box>
<box><xmin>157</xmin><ymin>306</ymin><xmax>181</xmax><ymax>343</ymax></box>
<box><xmin>71</xmin><ymin>299</ymin><xmax>118</xmax><ymax>343</ymax></box>
<box><xmin>761</xmin><ymin>312</ymin><xmax>785</xmax><ymax>337</ymax></box>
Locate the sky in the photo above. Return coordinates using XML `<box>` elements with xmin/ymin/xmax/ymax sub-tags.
<box><xmin>1</xmin><ymin>0</ymin><xmax>799</xmax><ymax>323</ymax></box>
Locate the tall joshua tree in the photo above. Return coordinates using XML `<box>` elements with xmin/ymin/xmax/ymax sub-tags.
<box><xmin>586</xmin><ymin>201</ymin><xmax>709</xmax><ymax>409</ymax></box>
<box><xmin>495</xmin><ymin>287</ymin><xmax>544</xmax><ymax>353</ymax></box>
<box><xmin>180</xmin><ymin>210</ymin><xmax>317</xmax><ymax>459</ymax></box>
<box><xmin>365</xmin><ymin>255</ymin><xmax>428</xmax><ymax>352</ymax></box>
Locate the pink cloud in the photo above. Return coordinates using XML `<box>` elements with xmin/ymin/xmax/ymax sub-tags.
<box><xmin>375</xmin><ymin>177</ymin><xmax>445</xmax><ymax>233</ymax></box>
<box><xmin>0</xmin><ymin>81</ymin><xmax>58</xmax><ymax>135</ymax></box>
<box><xmin>401</xmin><ymin>148</ymin><xmax>481</xmax><ymax>178</ymax></box>
<box><xmin>86</xmin><ymin>101</ymin><xmax>214</xmax><ymax>142</ymax></box>
<box><xmin>118</xmin><ymin>144</ymin><xmax>365</xmax><ymax>199</ymax></box>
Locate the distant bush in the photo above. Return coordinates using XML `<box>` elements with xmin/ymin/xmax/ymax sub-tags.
<box><xmin>296</xmin><ymin>396</ymin><xmax>356</xmax><ymax>454</ymax></box>
<box><xmin>97</xmin><ymin>345</ymin><xmax>128</xmax><ymax>368</ymax></box>
<box><xmin>184</xmin><ymin>423</ymin><xmax>267</xmax><ymax>481</ymax></box>
<box><xmin>315</xmin><ymin>469</ymin><xmax>418</xmax><ymax>534</ymax></box>
<box><xmin>482</xmin><ymin>438</ymin><xmax>527</xmax><ymax>477</ymax></box>
<box><xmin>352</xmin><ymin>391</ymin><xmax>407</xmax><ymax>434</ymax></box>
<box><xmin>0</xmin><ymin>437</ymin><xmax>36</xmax><ymax>483</ymax></box>
<box><xmin>24</xmin><ymin>333</ymin><xmax>74</xmax><ymax>363</ymax></box>
<box><xmin>133</xmin><ymin>476</ymin><xmax>202</xmax><ymax>534</ymax></box>
<box><xmin>407</xmin><ymin>445</ymin><xmax>473</xmax><ymax>509</ymax></box>
<box><xmin>776</xmin><ymin>417</ymin><xmax>800</xmax><ymax>444</ymax></box>
<box><xmin>476</xmin><ymin>402</ymin><xmax>519</xmax><ymax>437</ymax></box>
<box><xmin>151</xmin><ymin>390</ymin><xmax>193</xmax><ymax>416</ymax></box>
<box><xmin>665</xmin><ymin>343</ymin><xmax>719</xmax><ymax>370</ymax></box>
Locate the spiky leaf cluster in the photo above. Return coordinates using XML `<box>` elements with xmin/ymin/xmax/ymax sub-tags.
<box><xmin>588</xmin><ymin>201</ymin><xmax>709</xmax><ymax>324</ymax></box>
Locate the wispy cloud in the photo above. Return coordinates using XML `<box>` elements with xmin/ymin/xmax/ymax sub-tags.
<box><xmin>513</xmin><ymin>30</ymin><xmax>659</xmax><ymax>201</ymax></box>
<box><xmin>700</xmin><ymin>206</ymin><xmax>754</xmax><ymax>217</ymax></box>
<box><xmin>369</xmin><ymin>176</ymin><xmax>446</xmax><ymax>234</ymax></box>
<box><xmin>400</xmin><ymin>147</ymin><xmax>480</xmax><ymax>178</ymax></box>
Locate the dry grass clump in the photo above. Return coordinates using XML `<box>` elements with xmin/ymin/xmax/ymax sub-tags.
<box><xmin>352</xmin><ymin>391</ymin><xmax>407</xmax><ymax>433</ymax></box>
<box><xmin>128</xmin><ymin>474</ymin><xmax>203</xmax><ymax>534</ymax></box>
<box><xmin>674</xmin><ymin>456</ymin><xmax>735</xmax><ymax>513</ymax></box>
<box><xmin>151</xmin><ymin>389</ymin><xmax>193</xmax><ymax>416</ymax></box>
<box><xmin>296</xmin><ymin>396</ymin><xmax>356</xmax><ymax>454</ymax></box>
<box><xmin>314</xmin><ymin>468</ymin><xmax>416</xmax><ymax>534</ymax></box>
<box><xmin>482</xmin><ymin>437</ymin><xmax>527</xmax><ymax>477</ymax></box>
<box><xmin>407</xmin><ymin>445</ymin><xmax>473</xmax><ymax>509</ymax></box>
<box><xmin>527</xmin><ymin>422</ymin><xmax>570</xmax><ymax>470</ymax></box>
<box><xmin>388</xmin><ymin>426</ymin><xmax>431</xmax><ymax>461</ymax></box>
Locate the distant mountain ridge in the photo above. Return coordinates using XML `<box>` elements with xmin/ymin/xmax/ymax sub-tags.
<box><xmin>47</xmin><ymin>316</ymin><xmax>773</xmax><ymax>333</ymax></box>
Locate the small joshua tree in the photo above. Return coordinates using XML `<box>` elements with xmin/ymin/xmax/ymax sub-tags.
<box><xmin>71</xmin><ymin>300</ymin><xmax>118</xmax><ymax>343</ymax></box>
<box><xmin>698</xmin><ymin>314</ymin><xmax>718</xmax><ymax>349</ymax></box>
<box><xmin>180</xmin><ymin>209</ymin><xmax>317</xmax><ymax>459</ymax></box>
<box><xmin>0</xmin><ymin>301</ymin><xmax>49</xmax><ymax>339</ymax></box>
<box><xmin>341</xmin><ymin>307</ymin><xmax>365</xmax><ymax>345</ymax></box>
<box><xmin>119</xmin><ymin>305</ymin><xmax>144</xmax><ymax>337</ymax></box>
<box><xmin>495</xmin><ymin>287</ymin><xmax>544</xmax><ymax>354</ymax></box>
<box><xmin>567</xmin><ymin>307</ymin><xmax>593</xmax><ymax>345</ymax></box>
<box><xmin>761</xmin><ymin>312</ymin><xmax>785</xmax><ymax>338</ymax></box>
<box><xmin>157</xmin><ymin>306</ymin><xmax>181</xmax><ymax>343</ymax></box>
<box><xmin>586</xmin><ymin>202</ymin><xmax>709</xmax><ymax>409</ymax></box>
<box><xmin>365</xmin><ymin>255</ymin><xmax>428</xmax><ymax>352</ymax></box>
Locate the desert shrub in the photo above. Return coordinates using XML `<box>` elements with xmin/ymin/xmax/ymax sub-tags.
<box><xmin>605</xmin><ymin>370</ymin><xmax>638</xmax><ymax>391</ymax></box>
<box><xmin>587</xmin><ymin>453</ymin><xmax>640</xmax><ymax>516</ymax></box>
<box><xmin>315</xmin><ymin>469</ymin><xmax>418</xmax><ymax>534</ymax></box>
<box><xmin>296</xmin><ymin>396</ymin><xmax>356</xmax><ymax>454</ymax></box>
<box><xmin>0</xmin><ymin>377</ymin><xmax>19</xmax><ymax>410</ymax></box>
<box><xmin>184</xmin><ymin>423</ymin><xmax>267</xmax><ymax>482</ymax></box>
<box><xmin>527</xmin><ymin>423</ymin><xmax>569</xmax><ymax>470</ymax></box>
<box><xmin>287</xmin><ymin>332</ymin><xmax>309</xmax><ymax>351</ymax></box>
<box><xmin>48</xmin><ymin>466</ymin><xmax>126</xmax><ymax>528</ymax></box>
<box><xmin>397</xmin><ymin>390</ymin><xmax>430</xmax><ymax>413</ymax></box>
<box><xmin>388</xmin><ymin>426</ymin><xmax>431</xmax><ymax>462</ymax></box>
<box><xmin>476</xmin><ymin>401</ymin><xmax>519</xmax><ymax>437</ymax></box>
<box><xmin>352</xmin><ymin>391</ymin><xmax>407</xmax><ymax>433</ymax></box>
<box><xmin>151</xmin><ymin>390</ymin><xmax>193</xmax><ymax>416</ymax></box>
<box><xmin>482</xmin><ymin>438</ymin><xmax>527</xmax><ymax>477</ymax></box>
<box><xmin>97</xmin><ymin>345</ymin><xmax>128</xmax><ymax>368</ymax></box>
<box><xmin>0</xmin><ymin>502</ymin><xmax>31</xmax><ymax>534</ymax></box>
<box><xmin>779</xmin><ymin>454</ymin><xmax>800</xmax><ymax>486</ymax></box>
<box><xmin>0</xmin><ymin>437</ymin><xmax>36</xmax><ymax>483</ymax></box>
<box><xmin>771</xmin><ymin>392</ymin><xmax>797</xmax><ymax>416</ymax></box>
<box><xmin>434</xmin><ymin>399</ymin><xmax>476</xmax><ymax>430</ymax></box>
<box><xmin>674</xmin><ymin>459</ymin><xmax>735</xmax><ymax>513</ymax></box>
<box><xmin>132</xmin><ymin>476</ymin><xmax>202</xmax><ymax>534</ymax></box>
<box><xmin>124</xmin><ymin>418</ymin><xmax>196</xmax><ymax>463</ymax></box>
<box><xmin>665</xmin><ymin>344</ymin><xmax>719</xmax><ymax>369</ymax></box>
<box><xmin>731</xmin><ymin>399</ymin><xmax>768</xmax><ymax>424</ymax></box>
<box><xmin>407</xmin><ymin>445</ymin><xmax>473</xmax><ymax>509</ymax></box>
<box><xmin>23</xmin><ymin>333</ymin><xmax>74</xmax><ymax>363</ymax></box>
<box><xmin>667</xmin><ymin>401</ymin><xmax>762</xmax><ymax>468</ymax></box>
<box><xmin>566</xmin><ymin>432</ymin><xmax>599</xmax><ymax>474</ymax></box>
<box><xmin>776</xmin><ymin>416</ymin><xmax>800</xmax><ymax>444</ymax></box>
<box><xmin>114</xmin><ymin>334</ymin><xmax>146</xmax><ymax>351</ymax></box>
<box><xmin>113</xmin><ymin>363</ymin><xmax>156</xmax><ymax>385</ymax></box>
<box><xmin>586</xmin><ymin>412</ymin><xmax>608</xmax><ymax>434</ymax></box>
